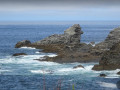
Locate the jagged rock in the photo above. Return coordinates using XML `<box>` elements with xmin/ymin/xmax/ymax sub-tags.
<box><xmin>34</xmin><ymin>24</ymin><xmax>83</xmax><ymax>45</ymax></box>
<box><xmin>13</xmin><ymin>53</ymin><xmax>27</xmax><ymax>56</ymax></box>
<box><xmin>95</xmin><ymin>27</ymin><xmax>120</xmax><ymax>50</ymax></box>
<box><xmin>15</xmin><ymin>24</ymin><xmax>101</xmax><ymax>63</ymax></box>
<box><xmin>117</xmin><ymin>71</ymin><xmax>120</xmax><ymax>75</ymax></box>
<box><xmin>73</xmin><ymin>65</ymin><xmax>84</xmax><ymax>69</ymax></box>
<box><xmin>92</xmin><ymin>42</ymin><xmax>120</xmax><ymax>70</ymax></box>
<box><xmin>15</xmin><ymin>40</ymin><xmax>31</xmax><ymax>48</ymax></box>
<box><xmin>99</xmin><ymin>74</ymin><xmax>107</xmax><ymax>77</ymax></box>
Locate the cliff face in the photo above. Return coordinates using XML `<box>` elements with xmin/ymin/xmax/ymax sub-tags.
<box><xmin>34</xmin><ymin>24</ymin><xmax>83</xmax><ymax>45</ymax></box>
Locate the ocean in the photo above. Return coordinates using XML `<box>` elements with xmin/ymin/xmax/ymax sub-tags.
<box><xmin>0</xmin><ymin>21</ymin><xmax>120</xmax><ymax>90</ymax></box>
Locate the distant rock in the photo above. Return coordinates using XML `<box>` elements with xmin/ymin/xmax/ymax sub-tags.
<box><xmin>73</xmin><ymin>65</ymin><xmax>84</xmax><ymax>69</ymax></box>
<box><xmin>92</xmin><ymin>42</ymin><xmax>120</xmax><ymax>70</ymax></box>
<box><xmin>34</xmin><ymin>24</ymin><xmax>83</xmax><ymax>45</ymax></box>
<box><xmin>99</xmin><ymin>74</ymin><xmax>107</xmax><ymax>77</ymax></box>
<box><xmin>13</xmin><ymin>53</ymin><xmax>27</xmax><ymax>56</ymax></box>
<box><xmin>15</xmin><ymin>40</ymin><xmax>31</xmax><ymax>48</ymax></box>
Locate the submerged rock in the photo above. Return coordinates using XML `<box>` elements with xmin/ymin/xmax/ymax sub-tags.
<box><xmin>117</xmin><ymin>71</ymin><xmax>120</xmax><ymax>75</ymax></box>
<box><xmin>92</xmin><ymin>42</ymin><xmax>120</xmax><ymax>70</ymax></box>
<box><xmin>99</xmin><ymin>74</ymin><xmax>107</xmax><ymax>77</ymax></box>
<box><xmin>73</xmin><ymin>65</ymin><xmax>84</xmax><ymax>69</ymax></box>
<box><xmin>15</xmin><ymin>40</ymin><xmax>31</xmax><ymax>48</ymax></box>
<box><xmin>13</xmin><ymin>53</ymin><xmax>27</xmax><ymax>56</ymax></box>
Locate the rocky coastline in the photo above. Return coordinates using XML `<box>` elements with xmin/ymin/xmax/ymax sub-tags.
<box><xmin>15</xmin><ymin>24</ymin><xmax>120</xmax><ymax>70</ymax></box>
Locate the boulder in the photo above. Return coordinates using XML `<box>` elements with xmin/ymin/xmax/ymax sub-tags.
<box><xmin>92</xmin><ymin>42</ymin><xmax>120</xmax><ymax>70</ymax></box>
<box><xmin>99</xmin><ymin>74</ymin><xmax>107</xmax><ymax>77</ymax></box>
<box><xmin>13</xmin><ymin>53</ymin><xmax>27</xmax><ymax>56</ymax></box>
<box><xmin>73</xmin><ymin>65</ymin><xmax>84</xmax><ymax>69</ymax></box>
<box><xmin>117</xmin><ymin>71</ymin><xmax>120</xmax><ymax>75</ymax></box>
<box><xmin>34</xmin><ymin>24</ymin><xmax>83</xmax><ymax>45</ymax></box>
<box><xmin>15</xmin><ymin>40</ymin><xmax>31</xmax><ymax>48</ymax></box>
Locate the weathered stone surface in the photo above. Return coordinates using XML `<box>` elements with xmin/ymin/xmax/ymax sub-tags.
<box><xmin>92</xmin><ymin>42</ymin><xmax>120</xmax><ymax>70</ymax></box>
<box><xmin>34</xmin><ymin>24</ymin><xmax>83</xmax><ymax>45</ymax></box>
<box><xmin>15</xmin><ymin>40</ymin><xmax>31</xmax><ymax>48</ymax></box>
<box><xmin>13</xmin><ymin>53</ymin><xmax>27</xmax><ymax>56</ymax></box>
<box><xmin>73</xmin><ymin>65</ymin><xmax>84</xmax><ymax>69</ymax></box>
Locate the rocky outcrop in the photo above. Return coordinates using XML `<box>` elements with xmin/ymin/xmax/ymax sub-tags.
<box><xmin>15</xmin><ymin>24</ymin><xmax>101</xmax><ymax>63</ymax></box>
<box><xmin>73</xmin><ymin>65</ymin><xmax>84</xmax><ymax>69</ymax></box>
<box><xmin>92</xmin><ymin>42</ymin><xmax>120</xmax><ymax>70</ymax></box>
<box><xmin>15</xmin><ymin>40</ymin><xmax>31</xmax><ymax>48</ymax></box>
<box><xmin>95</xmin><ymin>27</ymin><xmax>120</xmax><ymax>50</ymax></box>
<box><xmin>13</xmin><ymin>53</ymin><xmax>27</xmax><ymax>56</ymax></box>
<box><xmin>99</xmin><ymin>74</ymin><xmax>107</xmax><ymax>77</ymax></box>
<box><xmin>34</xmin><ymin>24</ymin><xmax>83</xmax><ymax>45</ymax></box>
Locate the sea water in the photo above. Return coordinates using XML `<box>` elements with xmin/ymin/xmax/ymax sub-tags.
<box><xmin>0</xmin><ymin>22</ymin><xmax>120</xmax><ymax>90</ymax></box>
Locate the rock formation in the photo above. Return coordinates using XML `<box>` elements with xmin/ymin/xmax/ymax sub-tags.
<box><xmin>15</xmin><ymin>40</ymin><xmax>31</xmax><ymax>48</ymax></box>
<box><xmin>73</xmin><ymin>65</ymin><xmax>84</xmax><ymax>69</ymax></box>
<box><xmin>15</xmin><ymin>24</ymin><xmax>101</xmax><ymax>63</ymax></box>
<box><xmin>34</xmin><ymin>24</ymin><xmax>83</xmax><ymax>45</ymax></box>
<box><xmin>13</xmin><ymin>53</ymin><xmax>27</xmax><ymax>56</ymax></box>
<box><xmin>99</xmin><ymin>74</ymin><xmax>107</xmax><ymax>77</ymax></box>
<box><xmin>117</xmin><ymin>71</ymin><xmax>120</xmax><ymax>75</ymax></box>
<box><xmin>92</xmin><ymin>42</ymin><xmax>120</xmax><ymax>70</ymax></box>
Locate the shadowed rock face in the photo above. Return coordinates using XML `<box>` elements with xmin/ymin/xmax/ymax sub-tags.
<box><xmin>92</xmin><ymin>42</ymin><xmax>120</xmax><ymax>70</ymax></box>
<box><xmin>34</xmin><ymin>24</ymin><xmax>83</xmax><ymax>45</ymax></box>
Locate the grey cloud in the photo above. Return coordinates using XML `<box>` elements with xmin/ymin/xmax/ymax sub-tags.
<box><xmin>0</xmin><ymin>0</ymin><xmax>120</xmax><ymax>12</ymax></box>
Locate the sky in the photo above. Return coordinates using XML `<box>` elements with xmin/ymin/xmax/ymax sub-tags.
<box><xmin>0</xmin><ymin>0</ymin><xmax>120</xmax><ymax>22</ymax></box>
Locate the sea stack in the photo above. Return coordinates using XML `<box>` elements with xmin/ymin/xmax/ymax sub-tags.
<box><xmin>34</xmin><ymin>24</ymin><xmax>83</xmax><ymax>45</ymax></box>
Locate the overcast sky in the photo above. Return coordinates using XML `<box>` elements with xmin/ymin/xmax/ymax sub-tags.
<box><xmin>0</xmin><ymin>0</ymin><xmax>120</xmax><ymax>21</ymax></box>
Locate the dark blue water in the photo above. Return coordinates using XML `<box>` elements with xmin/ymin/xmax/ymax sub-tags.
<box><xmin>0</xmin><ymin>22</ymin><xmax>120</xmax><ymax>90</ymax></box>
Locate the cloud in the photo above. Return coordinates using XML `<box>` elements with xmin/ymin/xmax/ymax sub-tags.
<box><xmin>0</xmin><ymin>0</ymin><xmax>120</xmax><ymax>21</ymax></box>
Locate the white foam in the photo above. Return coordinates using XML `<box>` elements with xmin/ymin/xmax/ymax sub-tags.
<box><xmin>47</xmin><ymin>54</ymin><xmax>57</xmax><ymax>57</ymax></box>
<box><xmin>0</xmin><ymin>69</ymin><xmax>11</xmax><ymax>73</ymax></box>
<box><xmin>20</xmin><ymin>47</ymin><xmax>36</xmax><ymax>49</ymax></box>
<box><xmin>84</xmin><ymin>65</ymin><xmax>94</xmax><ymax>71</ymax></box>
<box><xmin>30</xmin><ymin>70</ymin><xmax>53</xmax><ymax>74</ymax></box>
<box><xmin>98</xmin><ymin>82</ymin><xmax>117</xmax><ymax>89</ymax></box>
<box><xmin>35</xmin><ymin>51</ymin><xmax>40</xmax><ymax>53</ymax></box>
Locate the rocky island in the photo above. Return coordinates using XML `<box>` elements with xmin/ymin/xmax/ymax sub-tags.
<box><xmin>15</xmin><ymin>24</ymin><xmax>120</xmax><ymax>70</ymax></box>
